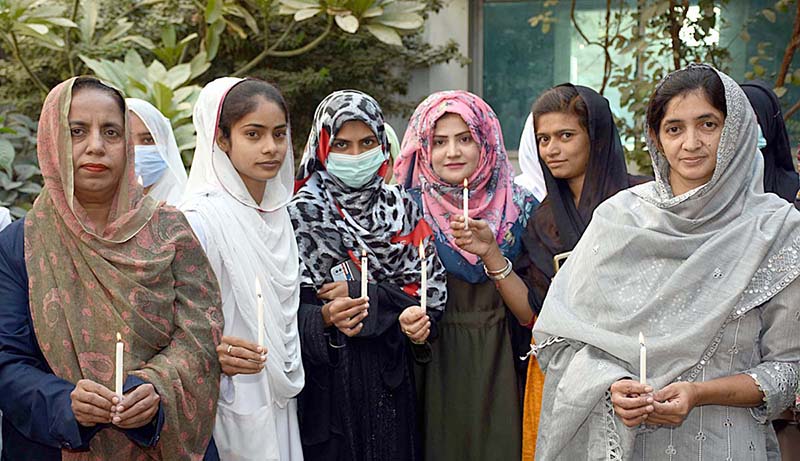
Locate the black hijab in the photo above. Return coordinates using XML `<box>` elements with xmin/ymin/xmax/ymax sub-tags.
<box><xmin>524</xmin><ymin>85</ymin><xmax>647</xmax><ymax>284</ymax></box>
<box><xmin>741</xmin><ymin>80</ymin><xmax>800</xmax><ymax>203</ymax></box>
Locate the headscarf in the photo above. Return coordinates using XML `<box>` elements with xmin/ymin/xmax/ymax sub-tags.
<box><xmin>524</xmin><ymin>84</ymin><xmax>643</xmax><ymax>282</ymax></box>
<box><xmin>0</xmin><ymin>207</ymin><xmax>10</xmax><ymax>231</ymax></box>
<box><xmin>25</xmin><ymin>77</ymin><xmax>222</xmax><ymax>460</ymax></box>
<box><xmin>532</xmin><ymin>65</ymin><xmax>800</xmax><ymax>458</ymax></box>
<box><xmin>290</xmin><ymin>90</ymin><xmax>447</xmax><ymax>312</ymax></box>
<box><xmin>395</xmin><ymin>90</ymin><xmax>530</xmax><ymax>268</ymax></box>
<box><xmin>126</xmin><ymin>98</ymin><xmax>188</xmax><ymax>205</ymax></box>
<box><xmin>181</xmin><ymin>77</ymin><xmax>304</xmax><ymax>459</ymax></box>
<box><xmin>741</xmin><ymin>80</ymin><xmax>800</xmax><ymax>203</ymax></box>
<box><xmin>515</xmin><ymin>113</ymin><xmax>547</xmax><ymax>201</ymax></box>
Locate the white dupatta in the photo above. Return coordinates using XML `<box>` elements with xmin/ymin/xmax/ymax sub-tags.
<box><xmin>181</xmin><ymin>77</ymin><xmax>304</xmax><ymax>461</ymax></box>
<box><xmin>126</xmin><ymin>98</ymin><xmax>188</xmax><ymax>205</ymax></box>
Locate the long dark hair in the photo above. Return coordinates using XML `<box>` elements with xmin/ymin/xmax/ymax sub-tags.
<box><xmin>218</xmin><ymin>79</ymin><xmax>288</xmax><ymax>139</ymax></box>
<box><xmin>531</xmin><ymin>85</ymin><xmax>589</xmax><ymax>132</ymax></box>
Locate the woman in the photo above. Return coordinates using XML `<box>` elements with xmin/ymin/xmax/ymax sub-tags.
<box><xmin>395</xmin><ymin>90</ymin><xmax>536</xmax><ymax>461</ymax></box>
<box><xmin>741</xmin><ymin>81</ymin><xmax>800</xmax><ymax>205</ymax></box>
<box><xmin>532</xmin><ymin>64</ymin><xmax>800</xmax><ymax>459</ymax></box>
<box><xmin>289</xmin><ymin>89</ymin><xmax>447</xmax><ymax>461</ymax></box>
<box><xmin>181</xmin><ymin>78</ymin><xmax>304</xmax><ymax>461</ymax></box>
<box><xmin>126</xmin><ymin>98</ymin><xmax>188</xmax><ymax>205</ymax></box>
<box><xmin>0</xmin><ymin>77</ymin><xmax>223</xmax><ymax>460</ymax></box>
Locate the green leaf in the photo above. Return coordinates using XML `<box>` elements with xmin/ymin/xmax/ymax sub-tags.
<box><xmin>362</xmin><ymin>6</ymin><xmax>383</xmax><ymax>18</ymax></box>
<box><xmin>773</xmin><ymin>86</ymin><xmax>787</xmax><ymax>98</ymax></box>
<box><xmin>189</xmin><ymin>52</ymin><xmax>211</xmax><ymax>80</ymax></box>
<box><xmin>18</xmin><ymin>22</ymin><xmax>49</xmax><ymax>35</ymax></box>
<box><xmin>79</xmin><ymin>0</ymin><xmax>99</xmax><ymax>43</ymax></box>
<box><xmin>280</xmin><ymin>0</ymin><xmax>321</xmax><ymax>10</ymax></box>
<box><xmin>164</xmin><ymin>63</ymin><xmax>192</xmax><ymax>89</ymax></box>
<box><xmin>372</xmin><ymin>12</ymin><xmax>423</xmax><ymax>30</ymax></box>
<box><xmin>40</xmin><ymin>17</ymin><xmax>77</xmax><ymax>28</ymax></box>
<box><xmin>762</xmin><ymin>9</ymin><xmax>776</xmax><ymax>23</ymax></box>
<box><xmin>152</xmin><ymin>82</ymin><xmax>175</xmax><ymax>114</ymax></box>
<box><xmin>99</xmin><ymin>20</ymin><xmax>134</xmax><ymax>44</ymax></box>
<box><xmin>0</xmin><ymin>139</ymin><xmax>14</xmax><ymax>176</ymax></box>
<box><xmin>335</xmin><ymin>14</ymin><xmax>359</xmax><ymax>33</ymax></box>
<box><xmin>13</xmin><ymin>164</ymin><xmax>40</xmax><ymax>181</ymax></box>
<box><xmin>17</xmin><ymin>182</ymin><xmax>41</xmax><ymax>194</ymax></box>
<box><xmin>754</xmin><ymin>64</ymin><xmax>765</xmax><ymax>76</ymax></box>
<box><xmin>740</xmin><ymin>29</ymin><xmax>750</xmax><ymax>43</ymax></box>
<box><xmin>364</xmin><ymin>24</ymin><xmax>402</xmax><ymax>46</ymax></box>
<box><xmin>161</xmin><ymin>25</ymin><xmax>177</xmax><ymax>48</ymax></box>
<box><xmin>294</xmin><ymin>8</ymin><xmax>321</xmax><ymax>21</ymax></box>
<box><xmin>206</xmin><ymin>0</ymin><xmax>223</xmax><ymax>24</ymax></box>
<box><xmin>122</xmin><ymin>35</ymin><xmax>156</xmax><ymax>50</ymax></box>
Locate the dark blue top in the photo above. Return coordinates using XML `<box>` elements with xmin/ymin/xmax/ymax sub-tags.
<box><xmin>0</xmin><ymin>219</ymin><xmax>166</xmax><ymax>460</ymax></box>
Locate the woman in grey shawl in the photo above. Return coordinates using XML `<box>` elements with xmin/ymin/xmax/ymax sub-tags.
<box><xmin>532</xmin><ymin>64</ymin><xmax>800</xmax><ymax>460</ymax></box>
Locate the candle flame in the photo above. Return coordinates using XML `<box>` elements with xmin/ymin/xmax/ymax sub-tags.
<box><xmin>362</xmin><ymin>248</ymin><xmax>367</xmax><ymax>258</ymax></box>
<box><xmin>419</xmin><ymin>240</ymin><xmax>425</xmax><ymax>257</ymax></box>
<box><xmin>117</xmin><ymin>332</ymin><xmax>122</xmax><ymax>342</ymax></box>
<box><xmin>638</xmin><ymin>332</ymin><xmax>645</xmax><ymax>346</ymax></box>
<box><xmin>463</xmin><ymin>178</ymin><xmax>468</xmax><ymax>188</ymax></box>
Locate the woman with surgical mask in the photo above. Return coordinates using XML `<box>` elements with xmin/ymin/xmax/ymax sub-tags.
<box><xmin>288</xmin><ymin>90</ymin><xmax>447</xmax><ymax>460</ymax></box>
<box><xmin>126</xmin><ymin>99</ymin><xmax>188</xmax><ymax>205</ymax></box>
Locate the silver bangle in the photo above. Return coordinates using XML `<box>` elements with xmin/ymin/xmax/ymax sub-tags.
<box><xmin>484</xmin><ymin>257</ymin><xmax>513</xmax><ymax>281</ymax></box>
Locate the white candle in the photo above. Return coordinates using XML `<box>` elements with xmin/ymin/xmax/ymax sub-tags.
<box><xmin>639</xmin><ymin>332</ymin><xmax>647</xmax><ymax>385</ymax></box>
<box><xmin>115</xmin><ymin>332</ymin><xmax>124</xmax><ymax>396</ymax></box>
<box><xmin>137</xmin><ymin>176</ymin><xmax>144</xmax><ymax>187</ymax></box>
<box><xmin>361</xmin><ymin>248</ymin><xmax>368</xmax><ymax>299</ymax></box>
<box><xmin>463</xmin><ymin>178</ymin><xmax>469</xmax><ymax>228</ymax></box>
<box><xmin>255</xmin><ymin>276</ymin><xmax>265</xmax><ymax>348</ymax></box>
<box><xmin>419</xmin><ymin>241</ymin><xmax>427</xmax><ymax>312</ymax></box>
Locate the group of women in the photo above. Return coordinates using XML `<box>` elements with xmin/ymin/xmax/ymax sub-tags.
<box><xmin>0</xmin><ymin>63</ymin><xmax>798</xmax><ymax>461</ymax></box>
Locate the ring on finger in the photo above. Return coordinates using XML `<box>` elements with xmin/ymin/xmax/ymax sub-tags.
<box><xmin>227</xmin><ymin>344</ymin><xmax>233</xmax><ymax>354</ymax></box>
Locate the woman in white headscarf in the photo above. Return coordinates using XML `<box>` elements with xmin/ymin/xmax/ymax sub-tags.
<box><xmin>515</xmin><ymin>113</ymin><xmax>547</xmax><ymax>201</ymax></box>
<box><xmin>532</xmin><ymin>64</ymin><xmax>800</xmax><ymax>459</ymax></box>
<box><xmin>181</xmin><ymin>78</ymin><xmax>304</xmax><ymax>461</ymax></box>
<box><xmin>127</xmin><ymin>98</ymin><xmax>188</xmax><ymax>205</ymax></box>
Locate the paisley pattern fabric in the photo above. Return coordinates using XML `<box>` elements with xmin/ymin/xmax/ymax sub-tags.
<box><xmin>25</xmin><ymin>78</ymin><xmax>223</xmax><ymax>460</ymax></box>
<box><xmin>290</xmin><ymin>90</ymin><xmax>446</xmax><ymax>311</ymax></box>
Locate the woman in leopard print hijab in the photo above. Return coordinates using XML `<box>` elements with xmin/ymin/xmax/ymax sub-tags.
<box><xmin>288</xmin><ymin>90</ymin><xmax>447</xmax><ymax>460</ymax></box>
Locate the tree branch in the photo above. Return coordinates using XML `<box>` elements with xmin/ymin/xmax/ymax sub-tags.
<box><xmin>667</xmin><ymin>0</ymin><xmax>683</xmax><ymax>71</ymax></box>
<box><xmin>600</xmin><ymin>0</ymin><xmax>613</xmax><ymax>94</ymax></box>
<box><xmin>232</xmin><ymin>17</ymin><xmax>330</xmax><ymax>77</ymax></box>
<box><xmin>784</xmin><ymin>97</ymin><xmax>800</xmax><ymax>120</ymax></box>
<box><xmin>64</xmin><ymin>0</ymin><xmax>81</xmax><ymax>76</ymax></box>
<box><xmin>776</xmin><ymin>0</ymin><xmax>800</xmax><ymax>88</ymax></box>
<box><xmin>8</xmin><ymin>32</ymin><xmax>48</xmax><ymax>95</ymax></box>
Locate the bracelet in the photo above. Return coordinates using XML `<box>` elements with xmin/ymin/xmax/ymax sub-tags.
<box><xmin>484</xmin><ymin>257</ymin><xmax>512</xmax><ymax>281</ymax></box>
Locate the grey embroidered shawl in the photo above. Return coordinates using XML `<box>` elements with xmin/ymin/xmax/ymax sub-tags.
<box><xmin>532</xmin><ymin>66</ymin><xmax>800</xmax><ymax>459</ymax></box>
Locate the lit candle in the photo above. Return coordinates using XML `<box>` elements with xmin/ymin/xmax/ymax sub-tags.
<box><xmin>115</xmin><ymin>332</ymin><xmax>124</xmax><ymax>396</ymax></box>
<box><xmin>255</xmin><ymin>277</ymin><xmax>265</xmax><ymax>348</ymax></box>
<box><xmin>639</xmin><ymin>332</ymin><xmax>647</xmax><ymax>385</ymax></box>
<box><xmin>361</xmin><ymin>248</ymin><xmax>368</xmax><ymax>299</ymax></box>
<box><xmin>463</xmin><ymin>178</ymin><xmax>469</xmax><ymax>228</ymax></box>
<box><xmin>419</xmin><ymin>241</ymin><xmax>427</xmax><ymax>312</ymax></box>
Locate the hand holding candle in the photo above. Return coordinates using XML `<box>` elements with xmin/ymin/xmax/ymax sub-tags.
<box><xmin>115</xmin><ymin>332</ymin><xmax>124</xmax><ymax>397</ymax></box>
<box><xmin>463</xmin><ymin>178</ymin><xmax>469</xmax><ymax>228</ymax></box>
<box><xmin>639</xmin><ymin>332</ymin><xmax>647</xmax><ymax>385</ymax></box>
<box><xmin>361</xmin><ymin>248</ymin><xmax>368</xmax><ymax>299</ymax></box>
<box><xmin>255</xmin><ymin>277</ymin><xmax>265</xmax><ymax>348</ymax></box>
<box><xmin>419</xmin><ymin>241</ymin><xmax>427</xmax><ymax>312</ymax></box>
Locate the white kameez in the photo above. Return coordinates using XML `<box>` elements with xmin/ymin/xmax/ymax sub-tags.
<box><xmin>182</xmin><ymin>77</ymin><xmax>304</xmax><ymax>461</ymax></box>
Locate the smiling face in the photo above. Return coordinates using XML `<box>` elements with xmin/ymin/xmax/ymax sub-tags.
<box><xmin>69</xmin><ymin>87</ymin><xmax>127</xmax><ymax>206</ymax></box>
<box><xmin>217</xmin><ymin>97</ymin><xmax>288</xmax><ymax>200</ymax></box>
<box><xmin>430</xmin><ymin>113</ymin><xmax>480</xmax><ymax>185</ymax></box>
<box><xmin>654</xmin><ymin>89</ymin><xmax>723</xmax><ymax>196</ymax></box>
<box><xmin>535</xmin><ymin>111</ymin><xmax>591</xmax><ymax>181</ymax></box>
<box><xmin>330</xmin><ymin>120</ymin><xmax>380</xmax><ymax>155</ymax></box>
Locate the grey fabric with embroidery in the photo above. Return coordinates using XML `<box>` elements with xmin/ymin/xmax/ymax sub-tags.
<box><xmin>532</xmin><ymin>65</ymin><xmax>800</xmax><ymax>460</ymax></box>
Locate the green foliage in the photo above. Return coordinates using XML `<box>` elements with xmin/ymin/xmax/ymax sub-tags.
<box><xmin>0</xmin><ymin>0</ymin><xmax>464</xmax><ymax>213</ymax></box>
<box><xmin>0</xmin><ymin>109</ymin><xmax>41</xmax><ymax>217</ymax></box>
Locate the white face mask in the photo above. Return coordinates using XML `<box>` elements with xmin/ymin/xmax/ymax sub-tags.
<box><xmin>134</xmin><ymin>145</ymin><xmax>167</xmax><ymax>187</ymax></box>
<box><xmin>326</xmin><ymin>146</ymin><xmax>386</xmax><ymax>188</ymax></box>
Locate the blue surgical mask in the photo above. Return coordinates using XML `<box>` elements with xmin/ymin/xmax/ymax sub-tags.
<box><xmin>757</xmin><ymin>126</ymin><xmax>767</xmax><ymax>149</ymax></box>
<box><xmin>134</xmin><ymin>145</ymin><xmax>168</xmax><ymax>187</ymax></box>
<box><xmin>326</xmin><ymin>146</ymin><xmax>386</xmax><ymax>188</ymax></box>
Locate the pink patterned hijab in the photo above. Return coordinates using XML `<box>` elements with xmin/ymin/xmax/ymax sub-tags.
<box><xmin>395</xmin><ymin>90</ymin><xmax>522</xmax><ymax>264</ymax></box>
<box><xmin>25</xmin><ymin>77</ymin><xmax>222</xmax><ymax>460</ymax></box>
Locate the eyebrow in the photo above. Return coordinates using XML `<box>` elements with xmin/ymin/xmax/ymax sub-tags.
<box><xmin>663</xmin><ymin>113</ymin><xmax>719</xmax><ymax>124</ymax></box>
<box><xmin>434</xmin><ymin>130</ymin><xmax>471</xmax><ymax>138</ymax></box>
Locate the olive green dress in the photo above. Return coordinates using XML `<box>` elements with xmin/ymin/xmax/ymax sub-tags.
<box><xmin>418</xmin><ymin>274</ymin><xmax>522</xmax><ymax>460</ymax></box>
